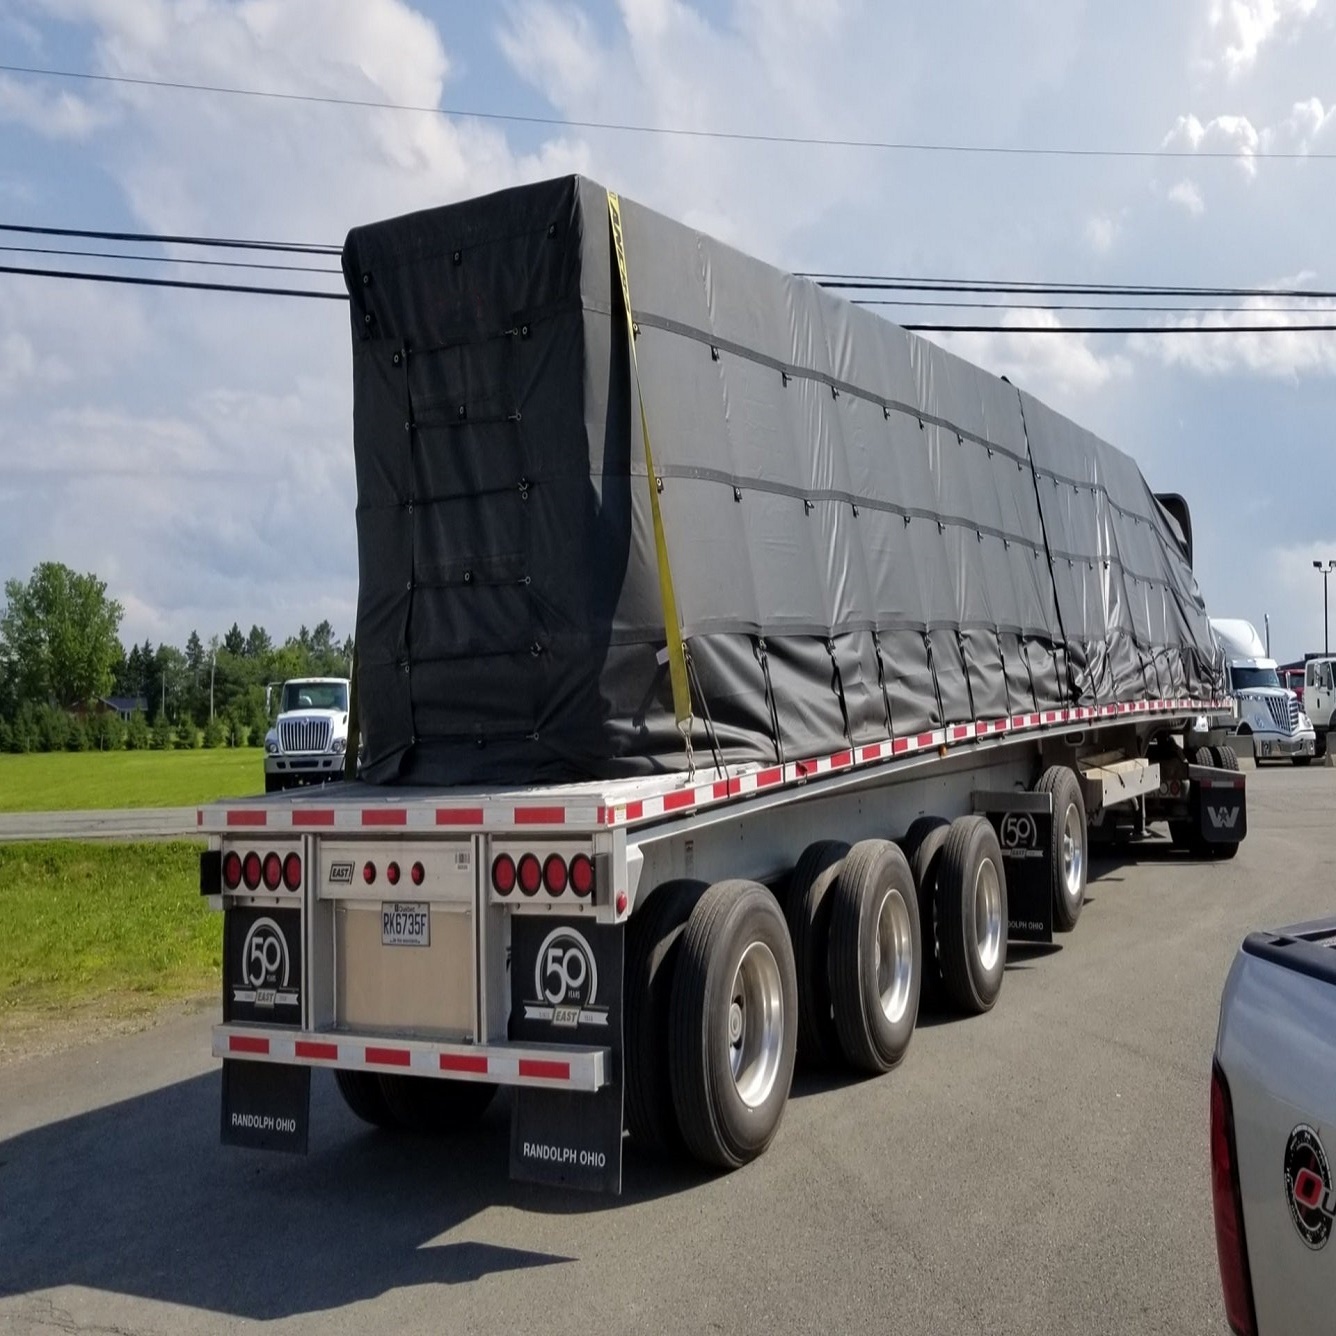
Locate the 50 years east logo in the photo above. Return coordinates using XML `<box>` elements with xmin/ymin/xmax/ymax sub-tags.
<box><xmin>523</xmin><ymin>927</ymin><xmax>608</xmax><ymax>1028</ymax></box>
<box><xmin>233</xmin><ymin>916</ymin><xmax>299</xmax><ymax>1010</ymax></box>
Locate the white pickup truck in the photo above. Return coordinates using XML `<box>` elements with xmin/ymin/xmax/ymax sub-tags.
<box><xmin>1212</xmin><ymin>918</ymin><xmax>1336</xmax><ymax>1335</ymax></box>
<box><xmin>263</xmin><ymin>677</ymin><xmax>351</xmax><ymax>792</ymax></box>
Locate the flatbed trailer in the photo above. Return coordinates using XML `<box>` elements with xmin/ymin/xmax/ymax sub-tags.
<box><xmin>200</xmin><ymin>696</ymin><xmax>1245</xmax><ymax>1193</ymax></box>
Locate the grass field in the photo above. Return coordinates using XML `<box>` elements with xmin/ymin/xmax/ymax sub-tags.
<box><xmin>0</xmin><ymin>841</ymin><xmax>219</xmax><ymax>1024</ymax></box>
<box><xmin>0</xmin><ymin>749</ymin><xmax>265</xmax><ymax>812</ymax></box>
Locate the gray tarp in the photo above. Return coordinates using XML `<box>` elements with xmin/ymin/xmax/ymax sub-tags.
<box><xmin>341</xmin><ymin>175</ymin><xmax>1222</xmax><ymax>786</ymax></box>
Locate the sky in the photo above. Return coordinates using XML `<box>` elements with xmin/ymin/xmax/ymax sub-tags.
<box><xmin>1</xmin><ymin>0</ymin><xmax>1335</xmax><ymax>663</ymax></box>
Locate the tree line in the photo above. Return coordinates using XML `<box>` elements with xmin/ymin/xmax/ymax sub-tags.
<box><xmin>0</xmin><ymin>562</ymin><xmax>352</xmax><ymax>753</ymax></box>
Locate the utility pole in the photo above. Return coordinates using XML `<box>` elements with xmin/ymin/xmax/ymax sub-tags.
<box><xmin>1264</xmin><ymin>613</ymin><xmax>1270</xmax><ymax>657</ymax></box>
<box><xmin>210</xmin><ymin>650</ymin><xmax>216</xmax><ymax>722</ymax></box>
<box><xmin>1315</xmin><ymin>560</ymin><xmax>1335</xmax><ymax>655</ymax></box>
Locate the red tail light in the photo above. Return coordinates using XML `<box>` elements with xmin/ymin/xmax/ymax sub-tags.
<box><xmin>1211</xmin><ymin>1061</ymin><xmax>1256</xmax><ymax>1336</ymax></box>
<box><xmin>411</xmin><ymin>862</ymin><xmax>425</xmax><ymax>886</ymax></box>
<box><xmin>491</xmin><ymin>854</ymin><xmax>516</xmax><ymax>895</ymax></box>
<box><xmin>517</xmin><ymin>853</ymin><xmax>542</xmax><ymax>897</ymax></box>
<box><xmin>242</xmin><ymin>852</ymin><xmax>262</xmax><ymax>890</ymax></box>
<box><xmin>222</xmin><ymin>851</ymin><xmax>242</xmax><ymax>890</ymax></box>
<box><xmin>386</xmin><ymin>861</ymin><xmax>401</xmax><ymax>886</ymax></box>
<box><xmin>262</xmin><ymin>852</ymin><xmax>282</xmax><ymax>891</ymax></box>
<box><xmin>569</xmin><ymin>854</ymin><xmax>595</xmax><ymax>898</ymax></box>
<box><xmin>362</xmin><ymin>861</ymin><xmax>376</xmax><ymax>885</ymax></box>
<box><xmin>283</xmin><ymin>852</ymin><xmax>301</xmax><ymax>891</ymax></box>
<box><xmin>543</xmin><ymin>854</ymin><xmax>568</xmax><ymax>895</ymax></box>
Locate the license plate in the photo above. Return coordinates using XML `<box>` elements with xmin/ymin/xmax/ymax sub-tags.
<box><xmin>381</xmin><ymin>902</ymin><xmax>430</xmax><ymax>947</ymax></box>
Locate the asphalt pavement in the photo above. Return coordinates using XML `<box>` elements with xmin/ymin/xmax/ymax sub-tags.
<box><xmin>0</xmin><ymin>807</ymin><xmax>199</xmax><ymax>842</ymax></box>
<box><xmin>1</xmin><ymin>765</ymin><xmax>1332</xmax><ymax>1335</ymax></box>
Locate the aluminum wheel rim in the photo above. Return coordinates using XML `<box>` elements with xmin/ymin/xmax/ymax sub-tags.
<box><xmin>974</xmin><ymin>857</ymin><xmax>1003</xmax><ymax>973</ymax></box>
<box><xmin>1062</xmin><ymin>801</ymin><xmax>1084</xmax><ymax>903</ymax></box>
<box><xmin>874</xmin><ymin>888</ymin><xmax>914</xmax><ymax>1024</ymax></box>
<box><xmin>727</xmin><ymin>941</ymin><xmax>784</xmax><ymax>1109</ymax></box>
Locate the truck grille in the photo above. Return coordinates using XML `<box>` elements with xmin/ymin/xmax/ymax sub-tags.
<box><xmin>280</xmin><ymin>718</ymin><xmax>331</xmax><ymax>754</ymax></box>
<box><xmin>1263</xmin><ymin>696</ymin><xmax>1299</xmax><ymax>734</ymax></box>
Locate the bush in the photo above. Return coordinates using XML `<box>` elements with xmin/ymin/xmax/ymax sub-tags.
<box><xmin>64</xmin><ymin>717</ymin><xmax>90</xmax><ymax>752</ymax></box>
<box><xmin>125</xmin><ymin>710</ymin><xmax>150</xmax><ymax>751</ymax></box>
<box><xmin>202</xmin><ymin>717</ymin><xmax>225</xmax><ymax>749</ymax></box>
<box><xmin>150</xmin><ymin>713</ymin><xmax>173</xmax><ymax>751</ymax></box>
<box><xmin>88</xmin><ymin>711</ymin><xmax>126</xmax><ymax>752</ymax></box>
<box><xmin>174</xmin><ymin>722</ymin><xmax>200</xmax><ymax>749</ymax></box>
<box><xmin>0</xmin><ymin>718</ymin><xmax>10</xmax><ymax>752</ymax></box>
<box><xmin>33</xmin><ymin>704</ymin><xmax>70</xmax><ymax>753</ymax></box>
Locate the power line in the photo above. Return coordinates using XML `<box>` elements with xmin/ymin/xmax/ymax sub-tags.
<box><xmin>0</xmin><ymin>263</ymin><xmax>347</xmax><ymax>300</ymax></box>
<box><xmin>857</xmin><ymin>298</ymin><xmax>1336</xmax><ymax>314</ymax></box>
<box><xmin>2</xmin><ymin>63</ymin><xmax>1329</xmax><ymax>163</ymax></box>
<box><xmin>0</xmin><ymin>243</ymin><xmax>342</xmax><ymax>275</ymax></box>
<box><xmin>0</xmin><ymin>222</ymin><xmax>339</xmax><ymax>255</ymax></box>
<box><xmin>817</xmin><ymin>277</ymin><xmax>1336</xmax><ymax>299</ymax></box>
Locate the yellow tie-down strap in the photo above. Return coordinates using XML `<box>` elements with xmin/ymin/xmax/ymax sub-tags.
<box><xmin>607</xmin><ymin>190</ymin><xmax>694</xmax><ymax>737</ymax></box>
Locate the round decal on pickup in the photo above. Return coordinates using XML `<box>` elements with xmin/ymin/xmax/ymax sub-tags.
<box><xmin>1284</xmin><ymin>1123</ymin><xmax>1334</xmax><ymax>1250</ymax></box>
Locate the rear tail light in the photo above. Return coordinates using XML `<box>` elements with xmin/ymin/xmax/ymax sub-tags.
<box><xmin>386</xmin><ymin>861</ymin><xmax>401</xmax><ymax>886</ymax></box>
<box><xmin>222</xmin><ymin>851</ymin><xmax>242</xmax><ymax>890</ymax></box>
<box><xmin>517</xmin><ymin>853</ymin><xmax>542</xmax><ymax>896</ymax></box>
<box><xmin>262</xmin><ymin>852</ymin><xmax>282</xmax><ymax>891</ymax></box>
<box><xmin>491</xmin><ymin>854</ymin><xmax>516</xmax><ymax>895</ymax></box>
<box><xmin>411</xmin><ymin>861</ymin><xmax>425</xmax><ymax>886</ymax></box>
<box><xmin>569</xmin><ymin>854</ymin><xmax>595</xmax><ymax>898</ymax></box>
<box><xmin>1211</xmin><ymin>1061</ymin><xmax>1256</xmax><ymax>1336</ymax></box>
<box><xmin>362</xmin><ymin>861</ymin><xmax>376</xmax><ymax>885</ymax></box>
<box><xmin>242</xmin><ymin>852</ymin><xmax>262</xmax><ymax>891</ymax></box>
<box><xmin>543</xmin><ymin>854</ymin><xmax>568</xmax><ymax>895</ymax></box>
<box><xmin>283</xmin><ymin>852</ymin><xmax>301</xmax><ymax>891</ymax></box>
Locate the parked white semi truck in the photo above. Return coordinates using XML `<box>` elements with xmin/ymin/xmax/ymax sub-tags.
<box><xmin>1209</xmin><ymin>620</ymin><xmax>1316</xmax><ymax>767</ymax></box>
<box><xmin>263</xmin><ymin>677</ymin><xmax>351</xmax><ymax>792</ymax></box>
<box><xmin>196</xmin><ymin>177</ymin><xmax>1246</xmax><ymax>1194</ymax></box>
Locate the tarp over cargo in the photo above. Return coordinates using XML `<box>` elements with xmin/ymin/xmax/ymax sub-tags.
<box><xmin>341</xmin><ymin>175</ymin><xmax>1223</xmax><ymax>786</ymax></box>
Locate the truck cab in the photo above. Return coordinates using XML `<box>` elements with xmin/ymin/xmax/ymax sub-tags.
<box><xmin>264</xmin><ymin>677</ymin><xmax>351</xmax><ymax>792</ymax></box>
<box><xmin>1302</xmin><ymin>657</ymin><xmax>1336</xmax><ymax>755</ymax></box>
<box><xmin>1209</xmin><ymin>619</ymin><xmax>1316</xmax><ymax>767</ymax></box>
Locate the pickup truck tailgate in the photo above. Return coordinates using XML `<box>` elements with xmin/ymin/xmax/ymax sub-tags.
<box><xmin>1216</xmin><ymin>921</ymin><xmax>1336</xmax><ymax>1334</ymax></box>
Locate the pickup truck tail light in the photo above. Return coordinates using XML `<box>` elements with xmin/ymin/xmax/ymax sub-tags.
<box><xmin>1210</xmin><ymin>1060</ymin><xmax>1257</xmax><ymax>1336</ymax></box>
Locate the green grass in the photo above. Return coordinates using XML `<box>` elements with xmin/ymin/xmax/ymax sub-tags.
<box><xmin>0</xmin><ymin>748</ymin><xmax>265</xmax><ymax>812</ymax></box>
<box><xmin>0</xmin><ymin>840</ymin><xmax>220</xmax><ymax>1018</ymax></box>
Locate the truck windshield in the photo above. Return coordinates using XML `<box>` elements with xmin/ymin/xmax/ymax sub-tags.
<box><xmin>281</xmin><ymin>682</ymin><xmax>348</xmax><ymax>712</ymax></box>
<box><xmin>1231</xmin><ymin>667</ymin><xmax>1281</xmax><ymax>691</ymax></box>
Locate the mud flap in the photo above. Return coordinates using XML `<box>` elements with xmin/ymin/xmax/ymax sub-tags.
<box><xmin>1189</xmin><ymin>765</ymin><xmax>1247</xmax><ymax>844</ymax></box>
<box><xmin>508</xmin><ymin>919</ymin><xmax>624</xmax><ymax>1194</ymax></box>
<box><xmin>973</xmin><ymin>790</ymin><xmax>1054</xmax><ymax>944</ymax></box>
<box><xmin>221</xmin><ymin>1060</ymin><xmax>310</xmax><ymax>1154</ymax></box>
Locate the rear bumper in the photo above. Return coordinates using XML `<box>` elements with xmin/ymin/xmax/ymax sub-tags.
<box><xmin>213</xmin><ymin>1024</ymin><xmax>609</xmax><ymax>1092</ymax></box>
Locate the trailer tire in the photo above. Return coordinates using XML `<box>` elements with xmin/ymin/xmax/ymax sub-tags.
<box><xmin>1035</xmin><ymin>766</ymin><xmax>1087</xmax><ymax>932</ymax></box>
<box><xmin>378</xmin><ymin>1074</ymin><xmax>497</xmax><ymax>1133</ymax></box>
<box><xmin>333</xmin><ymin>1069</ymin><xmax>399</xmax><ymax>1129</ymax></box>
<box><xmin>624</xmin><ymin>879</ymin><xmax>709</xmax><ymax>1154</ymax></box>
<box><xmin>1210</xmin><ymin>745</ymin><xmax>1240</xmax><ymax>771</ymax></box>
<box><xmin>936</xmin><ymin>816</ymin><xmax>1007</xmax><ymax>1015</ymax></box>
<box><xmin>669</xmin><ymin>880</ymin><xmax>797</xmax><ymax>1170</ymax></box>
<box><xmin>900</xmin><ymin>817</ymin><xmax>950</xmax><ymax>1006</ymax></box>
<box><xmin>782</xmin><ymin>841</ymin><xmax>848</xmax><ymax>1066</ymax></box>
<box><xmin>826</xmin><ymin>840</ymin><xmax>921</xmax><ymax>1073</ymax></box>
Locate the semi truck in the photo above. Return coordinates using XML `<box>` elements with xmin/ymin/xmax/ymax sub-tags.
<box><xmin>1213</xmin><ymin>918</ymin><xmax>1336</xmax><ymax>1334</ymax></box>
<box><xmin>263</xmin><ymin>677</ymin><xmax>352</xmax><ymax>792</ymax></box>
<box><xmin>197</xmin><ymin>177</ymin><xmax>1245</xmax><ymax>1193</ymax></box>
<box><xmin>1209</xmin><ymin>619</ymin><xmax>1316</xmax><ymax>766</ymax></box>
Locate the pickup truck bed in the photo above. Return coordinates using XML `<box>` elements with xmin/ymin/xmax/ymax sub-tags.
<box><xmin>1214</xmin><ymin>918</ymin><xmax>1336</xmax><ymax>1334</ymax></box>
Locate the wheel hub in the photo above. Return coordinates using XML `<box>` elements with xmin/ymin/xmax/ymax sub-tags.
<box><xmin>974</xmin><ymin>857</ymin><xmax>1003</xmax><ymax>973</ymax></box>
<box><xmin>727</xmin><ymin>942</ymin><xmax>784</xmax><ymax>1109</ymax></box>
<box><xmin>875</xmin><ymin>888</ymin><xmax>914</xmax><ymax>1024</ymax></box>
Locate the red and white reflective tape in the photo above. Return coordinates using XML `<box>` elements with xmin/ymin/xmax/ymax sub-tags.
<box><xmin>214</xmin><ymin>1026</ymin><xmax>607</xmax><ymax>1092</ymax></box>
<box><xmin>199</xmin><ymin>698</ymin><xmax>1233</xmax><ymax>837</ymax></box>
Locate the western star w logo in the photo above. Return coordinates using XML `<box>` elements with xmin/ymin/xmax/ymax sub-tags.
<box><xmin>1207</xmin><ymin>805</ymin><xmax>1240</xmax><ymax>831</ymax></box>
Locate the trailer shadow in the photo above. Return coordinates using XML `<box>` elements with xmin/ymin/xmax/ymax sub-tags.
<box><xmin>0</xmin><ymin>1067</ymin><xmax>693</xmax><ymax>1322</ymax></box>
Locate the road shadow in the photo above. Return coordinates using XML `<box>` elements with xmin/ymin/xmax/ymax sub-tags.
<box><xmin>0</xmin><ymin>1068</ymin><xmax>694</xmax><ymax>1321</ymax></box>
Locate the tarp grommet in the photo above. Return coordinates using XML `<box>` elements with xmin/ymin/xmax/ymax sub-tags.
<box><xmin>362</xmin><ymin>273</ymin><xmax>372</xmax><ymax>287</ymax></box>
<box><xmin>529</xmin><ymin>642</ymin><xmax>543</xmax><ymax>658</ymax></box>
<box><xmin>463</xmin><ymin>570</ymin><xmax>472</xmax><ymax>584</ymax></box>
<box><xmin>733</xmin><ymin>486</ymin><xmax>742</xmax><ymax>502</ymax></box>
<box><xmin>392</xmin><ymin>351</ymin><xmax>401</xmax><ymax>366</ymax></box>
<box><xmin>452</xmin><ymin>249</ymin><xmax>462</xmax><ymax>264</ymax></box>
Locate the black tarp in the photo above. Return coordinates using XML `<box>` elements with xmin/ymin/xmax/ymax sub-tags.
<box><xmin>342</xmin><ymin>175</ymin><xmax>1222</xmax><ymax>786</ymax></box>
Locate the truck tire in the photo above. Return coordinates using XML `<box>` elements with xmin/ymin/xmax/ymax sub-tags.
<box><xmin>1210</xmin><ymin>745</ymin><xmax>1240</xmax><ymax>771</ymax></box>
<box><xmin>1192</xmin><ymin>746</ymin><xmax>1214</xmax><ymax>767</ymax></box>
<box><xmin>669</xmin><ymin>880</ymin><xmax>798</xmax><ymax>1170</ymax></box>
<box><xmin>1035</xmin><ymin>766</ymin><xmax>1088</xmax><ymax>932</ymax></box>
<box><xmin>378</xmin><ymin>1074</ymin><xmax>497</xmax><ymax>1133</ymax></box>
<box><xmin>624</xmin><ymin>879</ymin><xmax>709</xmax><ymax>1154</ymax></box>
<box><xmin>781</xmin><ymin>841</ymin><xmax>848</xmax><ymax>1067</ymax></box>
<box><xmin>935</xmin><ymin>816</ymin><xmax>1008</xmax><ymax>1015</ymax></box>
<box><xmin>334</xmin><ymin>1069</ymin><xmax>399</xmax><ymax>1129</ymax></box>
<box><xmin>826</xmin><ymin>840</ymin><xmax>921</xmax><ymax>1073</ymax></box>
<box><xmin>900</xmin><ymin>817</ymin><xmax>950</xmax><ymax>1006</ymax></box>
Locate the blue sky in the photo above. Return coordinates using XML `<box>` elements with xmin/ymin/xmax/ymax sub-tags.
<box><xmin>1</xmin><ymin>0</ymin><xmax>1335</xmax><ymax>660</ymax></box>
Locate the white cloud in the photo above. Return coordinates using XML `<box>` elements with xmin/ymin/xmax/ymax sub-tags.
<box><xmin>1168</xmin><ymin>179</ymin><xmax>1206</xmax><ymax>215</ymax></box>
<box><xmin>1085</xmin><ymin>214</ymin><xmax>1119</xmax><ymax>253</ymax></box>
<box><xmin>0</xmin><ymin>74</ymin><xmax>113</xmax><ymax>139</ymax></box>
<box><xmin>0</xmin><ymin>332</ymin><xmax>71</xmax><ymax>399</ymax></box>
<box><xmin>1207</xmin><ymin>0</ymin><xmax>1320</xmax><ymax>76</ymax></box>
<box><xmin>1162</xmin><ymin>112</ymin><xmax>1261</xmax><ymax>177</ymax></box>
<box><xmin>1262</xmin><ymin>95</ymin><xmax>1336</xmax><ymax>153</ymax></box>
